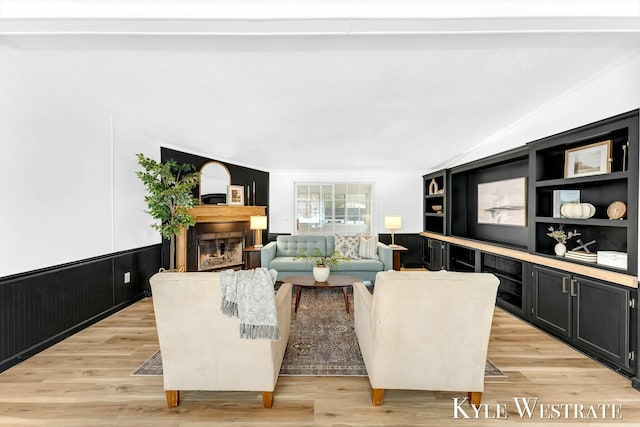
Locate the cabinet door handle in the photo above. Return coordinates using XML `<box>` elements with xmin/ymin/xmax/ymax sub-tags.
<box><xmin>570</xmin><ymin>279</ymin><xmax>577</xmax><ymax>297</ymax></box>
<box><xmin>561</xmin><ymin>277</ymin><xmax>569</xmax><ymax>294</ymax></box>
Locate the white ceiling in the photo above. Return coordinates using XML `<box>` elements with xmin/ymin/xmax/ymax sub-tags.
<box><xmin>1</xmin><ymin>1</ymin><xmax>639</xmax><ymax>172</ymax></box>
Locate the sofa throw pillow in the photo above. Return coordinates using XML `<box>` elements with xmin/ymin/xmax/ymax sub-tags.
<box><xmin>335</xmin><ymin>234</ymin><xmax>361</xmax><ymax>259</ymax></box>
<box><xmin>359</xmin><ymin>235</ymin><xmax>379</xmax><ymax>260</ymax></box>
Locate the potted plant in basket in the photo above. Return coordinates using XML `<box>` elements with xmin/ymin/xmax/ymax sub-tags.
<box><xmin>294</xmin><ymin>248</ymin><xmax>350</xmax><ymax>282</ymax></box>
<box><xmin>136</xmin><ymin>153</ymin><xmax>200</xmax><ymax>271</ymax></box>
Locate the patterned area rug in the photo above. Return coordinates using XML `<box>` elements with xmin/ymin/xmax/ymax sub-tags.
<box><xmin>280</xmin><ymin>287</ymin><xmax>367</xmax><ymax>376</ymax></box>
<box><xmin>133</xmin><ymin>287</ymin><xmax>506</xmax><ymax>378</ymax></box>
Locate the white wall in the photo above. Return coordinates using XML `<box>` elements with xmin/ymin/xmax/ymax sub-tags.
<box><xmin>269</xmin><ymin>169</ymin><xmax>422</xmax><ymax>235</ymax></box>
<box><xmin>452</xmin><ymin>52</ymin><xmax>640</xmax><ymax>165</ymax></box>
<box><xmin>0</xmin><ymin>42</ymin><xmax>159</xmax><ymax>277</ymax></box>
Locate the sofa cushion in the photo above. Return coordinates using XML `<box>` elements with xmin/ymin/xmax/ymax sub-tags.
<box><xmin>276</xmin><ymin>235</ymin><xmax>328</xmax><ymax>257</ymax></box>
<box><xmin>335</xmin><ymin>234</ymin><xmax>361</xmax><ymax>259</ymax></box>
<box><xmin>359</xmin><ymin>235</ymin><xmax>379</xmax><ymax>260</ymax></box>
<box><xmin>333</xmin><ymin>259</ymin><xmax>384</xmax><ymax>273</ymax></box>
<box><xmin>270</xmin><ymin>257</ymin><xmax>316</xmax><ymax>272</ymax></box>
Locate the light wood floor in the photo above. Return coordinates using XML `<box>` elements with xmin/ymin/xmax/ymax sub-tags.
<box><xmin>1</xmin><ymin>298</ymin><xmax>639</xmax><ymax>426</ymax></box>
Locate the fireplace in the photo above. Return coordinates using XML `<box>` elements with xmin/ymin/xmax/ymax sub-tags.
<box><xmin>187</xmin><ymin>222</ymin><xmax>248</xmax><ymax>271</ymax></box>
<box><xmin>176</xmin><ymin>205</ymin><xmax>267</xmax><ymax>272</ymax></box>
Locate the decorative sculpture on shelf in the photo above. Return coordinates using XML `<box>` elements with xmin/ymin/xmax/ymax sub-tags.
<box><xmin>428</xmin><ymin>179</ymin><xmax>439</xmax><ymax>195</ymax></box>
<box><xmin>573</xmin><ymin>239</ymin><xmax>596</xmax><ymax>253</ymax></box>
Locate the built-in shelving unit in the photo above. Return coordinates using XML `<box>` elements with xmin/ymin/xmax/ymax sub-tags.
<box><xmin>482</xmin><ymin>253</ymin><xmax>525</xmax><ymax>316</ymax></box>
<box><xmin>529</xmin><ymin>111</ymin><xmax>638</xmax><ymax>276</ymax></box>
<box><xmin>422</xmin><ymin>170</ymin><xmax>447</xmax><ymax>235</ymax></box>
<box><xmin>449</xmin><ymin>244</ymin><xmax>476</xmax><ymax>272</ymax></box>
<box><xmin>420</xmin><ymin>110</ymin><xmax>639</xmax><ymax>387</ymax></box>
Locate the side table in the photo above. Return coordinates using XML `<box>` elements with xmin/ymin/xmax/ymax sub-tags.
<box><xmin>389</xmin><ymin>245</ymin><xmax>408</xmax><ymax>271</ymax></box>
<box><xmin>243</xmin><ymin>246</ymin><xmax>262</xmax><ymax>270</ymax></box>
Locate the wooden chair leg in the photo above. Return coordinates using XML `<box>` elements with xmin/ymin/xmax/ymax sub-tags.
<box><xmin>165</xmin><ymin>390</ymin><xmax>179</xmax><ymax>408</ymax></box>
<box><xmin>372</xmin><ymin>388</ymin><xmax>385</xmax><ymax>406</ymax></box>
<box><xmin>468</xmin><ymin>391</ymin><xmax>482</xmax><ymax>407</ymax></box>
<box><xmin>262</xmin><ymin>391</ymin><xmax>274</xmax><ymax>408</ymax></box>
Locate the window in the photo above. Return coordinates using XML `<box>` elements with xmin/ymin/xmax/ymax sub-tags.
<box><xmin>295</xmin><ymin>182</ymin><xmax>373</xmax><ymax>234</ymax></box>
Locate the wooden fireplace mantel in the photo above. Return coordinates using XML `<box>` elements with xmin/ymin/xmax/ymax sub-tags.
<box><xmin>176</xmin><ymin>205</ymin><xmax>267</xmax><ymax>271</ymax></box>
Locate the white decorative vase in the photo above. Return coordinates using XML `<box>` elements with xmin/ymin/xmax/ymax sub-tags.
<box><xmin>554</xmin><ymin>242</ymin><xmax>567</xmax><ymax>257</ymax></box>
<box><xmin>313</xmin><ymin>266</ymin><xmax>330</xmax><ymax>282</ymax></box>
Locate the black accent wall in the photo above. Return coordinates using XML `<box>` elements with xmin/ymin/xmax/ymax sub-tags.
<box><xmin>161</xmin><ymin>147</ymin><xmax>269</xmax><ymax>207</ymax></box>
<box><xmin>161</xmin><ymin>147</ymin><xmax>270</xmax><ymax>269</ymax></box>
<box><xmin>0</xmin><ymin>244</ymin><xmax>160</xmax><ymax>373</ymax></box>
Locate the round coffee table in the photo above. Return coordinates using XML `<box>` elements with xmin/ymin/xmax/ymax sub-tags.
<box><xmin>281</xmin><ymin>275</ymin><xmax>361</xmax><ymax>315</ymax></box>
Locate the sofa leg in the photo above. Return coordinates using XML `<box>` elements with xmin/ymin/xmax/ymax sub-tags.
<box><xmin>372</xmin><ymin>388</ymin><xmax>385</xmax><ymax>406</ymax></box>
<box><xmin>262</xmin><ymin>391</ymin><xmax>274</xmax><ymax>408</ymax></box>
<box><xmin>166</xmin><ymin>390</ymin><xmax>179</xmax><ymax>408</ymax></box>
<box><xmin>467</xmin><ymin>391</ymin><xmax>482</xmax><ymax>407</ymax></box>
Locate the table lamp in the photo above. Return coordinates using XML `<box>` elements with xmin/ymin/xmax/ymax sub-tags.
<box><xmin>384</xmin><ymin>215</ymin><xmax>402</xmax><ymax>247</ymax></box>
<box><xmin>250</xmin><ymin>215</ymin><xmax>267</xmax><ymax>248</ymax></box>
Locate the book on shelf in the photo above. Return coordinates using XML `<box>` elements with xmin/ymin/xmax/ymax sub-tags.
<box><xmin>553</xmin><ymin>190</ymin><xmax>580</xmax><ymax>218</ymax></box>
<box><xmin>565</xmin><ymin>250</ymin><xmax>597</xmax><ymax>263</ymax></box>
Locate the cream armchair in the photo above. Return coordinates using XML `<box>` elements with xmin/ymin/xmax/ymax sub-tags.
<box><xmin>354</xmin><ymin>270</ymin><xmax>499</xmax><ymax>406</ymax></box>
<box><xmin>150</xmin><ymin>272</ymin><xmax>292</xmax><ymax>408</ymax></box>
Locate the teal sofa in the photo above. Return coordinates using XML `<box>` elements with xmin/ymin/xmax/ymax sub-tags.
<box><xmin>261</xmin><ymin>235</ymin><xmax>393</xmax><ymax>282</ymax></box>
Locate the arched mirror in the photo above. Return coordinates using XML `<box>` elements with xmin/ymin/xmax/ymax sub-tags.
<box><xmin>200</xmin><ymin>161</ymin><xmax>231</xmax><ymax>204</ymax></box>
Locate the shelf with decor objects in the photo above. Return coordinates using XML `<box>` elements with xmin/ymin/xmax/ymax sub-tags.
<box><xmin>528</xmin><ymin>109</ymin><xmax>638</xmax><ymax>276</ymax></box>
<box><xmin>422</xmin><ymin>170</ymin><xmax>448</xmax><ymax>270</ymax></box>
<box><xmin>422</xmin><ymin>170</ymin><xmax>447</xmax><ymax>235</ymax></box>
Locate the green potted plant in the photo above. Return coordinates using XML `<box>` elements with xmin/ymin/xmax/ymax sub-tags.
<box><xmin>136</xmin><ymin>153</ymin><xmax>200</xmax><ymax>270</ymax></box>
<box><xmin>294</xmin><ymin>248</ymin><xmax>350</xmax><ymax>282</ymax></box>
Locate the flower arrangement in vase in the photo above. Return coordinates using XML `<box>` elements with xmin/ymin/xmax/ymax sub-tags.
<box><xmin>547</xmin><ymin>225</ymin><xmax>580</xmax><ymax>257</ymax></box>
<box><xmin>294</xmin><ymin>248</ymin><xmax>350</xmax><ymax>282</ymax></box>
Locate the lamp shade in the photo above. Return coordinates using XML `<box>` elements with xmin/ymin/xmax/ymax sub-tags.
<box><xmin>384</xmin><ymin>215</ymin><xmax>402</xmax><ymax>230</ymax></box>
<box><xmin>250</xmin><ymin>215</ymin><xmax>268</xmax><ymax>230</ymax></box>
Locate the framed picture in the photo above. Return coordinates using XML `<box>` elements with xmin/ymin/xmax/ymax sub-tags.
<box><xmin>477</xmin><ymin>177</ymin><xmax>527</xmax><ymax>226</ymax></box>
<box><xmin>564</xmin><ymin>140</ymin><xmax>612</xmax><ymax>178</ymax></box>
<box><xmin>227</xmin><ymin>185</ymin><xmax>245</xmax><ymax>206</ymax></box>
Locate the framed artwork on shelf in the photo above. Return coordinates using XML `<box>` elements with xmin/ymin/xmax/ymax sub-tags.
<box><xmin>477</xmin><ymin>177</ymin><xmax>527</xmax><ymax>226</ymax></box>
<box><xmin>564</xmin><ymin>140</ymin><xmax>612</xmax><ymax>178</ymax></box>
<box><xmin>227</xmin><ymin>185</ymin><xmax>245</xmax><ymax>206</ymax></box>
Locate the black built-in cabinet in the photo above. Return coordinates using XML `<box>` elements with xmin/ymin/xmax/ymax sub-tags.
<box><xmin>483</xmin><ymin>253</ymin><xmax>527</xmax><ymax>318</ymax></box>
<box><xmin>423</xmin><ymin>237</ymin><xmax>445</xmax><ymax>270</ymax></box>
<box><xmin>532</xmin><ymin>265</ymin><xmax>634</xmax><ymax>374</ymax></box>
<box><xmin>421</xmin><ymin>109</ymin><xmax>639</xmax><ymax>385</ymax></box>
<box><xmin>448</xmin><ymin>244</ymin><xmax>477</xmax><ymax>272</ymax></box>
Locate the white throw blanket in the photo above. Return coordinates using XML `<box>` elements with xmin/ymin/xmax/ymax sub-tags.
<box><xmin>220</xmin><ymin>268</ymin><xmax>280</xmax><ymax>340</ymax></box>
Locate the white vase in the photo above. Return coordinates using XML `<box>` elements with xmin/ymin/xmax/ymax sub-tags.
<box><xmin>554</xmin><ymin>242</ymin><xmax>567</xmax><ymax>257</ymax></box>
<box><xmin>313</xmin><ymin>266</ymin><xmax>330</xmax><ymax>282</ymax></box>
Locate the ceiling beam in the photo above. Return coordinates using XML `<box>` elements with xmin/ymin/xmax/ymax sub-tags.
<box><xmin>1</xmin><ymin>17</ymin><xmax>639</xmax><ymax>36</ymax></box>
<box><xmin>1</xmin><ymin>0</ymin><xmax>638</xmax><ymax>35</ymax></box>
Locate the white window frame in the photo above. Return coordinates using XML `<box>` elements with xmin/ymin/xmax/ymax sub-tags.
<box><xmin>294</xmin><ymin>182</ymin><xmax>375</xmax><ymax>235</ymax></box>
